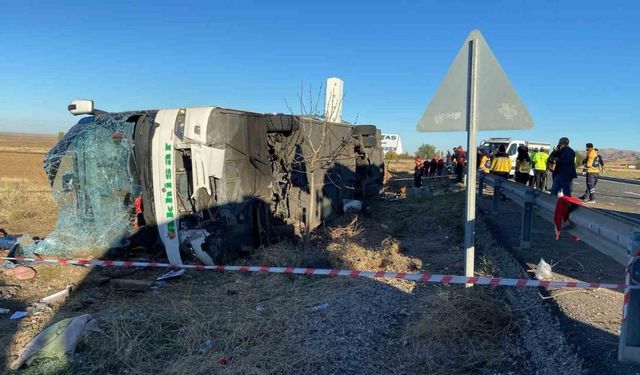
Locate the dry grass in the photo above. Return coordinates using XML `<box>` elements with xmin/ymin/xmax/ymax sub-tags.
<box><xmin>602</xmin><ymin>168</ymin><xmax>640</xmax><ymax>180</ymax></box>
<box><xmin>0</xmin><ymin>152</ymin><xmax>57</xmax><ymax>236</ymax></box>
<box><xmin>412</xmin><ymin>290</ymin><xmax>515</xmax><ymax>340</ymax></box>
<box><xmin>394</xmin><ymin>288</ymin><xmax>519</xmax><ymax>375</ymax></box>
<box><xmin>77</xmin><ymin>275</ymin><xmax>338</xmax><ymax>374</ymax></box>
<box><xmin>15</xmin><ymin>272</ymin><xmax>347</xmax><ymax>374</ymax></box>
<box><xmin>0</xmin><ymin>146</ymin><xmax>50</xmax><ymax>154</ymax></box>
<box><xmin>325</xmin><ymin>217</ymin><xmax>421</xmax><ymax>273</ymax></box>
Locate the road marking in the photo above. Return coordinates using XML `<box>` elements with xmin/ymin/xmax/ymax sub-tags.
<box><xmin>576</xmin><ymin>175</ymin><xmax>640</xmax><ymax>187</ymax></box>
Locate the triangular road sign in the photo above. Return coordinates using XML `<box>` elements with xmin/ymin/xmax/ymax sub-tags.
<box><xmin>417</xmin><ymin>29</ymin><xmax>533</xmax><ymax>132</ymax></box>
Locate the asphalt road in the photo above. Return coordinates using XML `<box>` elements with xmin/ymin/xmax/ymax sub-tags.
<box><xmin>571</xmin><ymin>175</ymin><xmax>640</xmax><ymax>224</ymax></box>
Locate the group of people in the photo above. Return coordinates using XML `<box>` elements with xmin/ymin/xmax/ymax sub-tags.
<box><xmin>479</xmin><ymin>145</ymin><xmax>551</xmax><ymax>190</ymax></box>
<box><xmin>413</xmin><ymin>155</ymin><xmax>446</xmax><ymax>187</ymax></box>
<box><xmin>413</xmin><ymin>138</ymin><xmax>604</xmax><ymax>202</ymax></box>
<box><xmin>479</xmin><ymin>137</ymin><xmax>604</xmax><ymax>202</ymax></box>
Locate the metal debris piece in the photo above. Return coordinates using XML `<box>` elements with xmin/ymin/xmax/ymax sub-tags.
<box><xmin>10</xmin><ymin>314</ymin><xmax>100</xmax><ymax>370</ymax></box>
<box><xmin>10</xmin><ymin>311</ymin><xmax>28</xmax><ymax>320</ymax></box>
<box><xmin>156</xmin><ymin>269</ymin><xmax>185</xmax><ymax>281</ymax></box>
<box><xmin>40</xmin><ymin>285</ymin><xmax>73</xmax><ymax>305</ymax></box>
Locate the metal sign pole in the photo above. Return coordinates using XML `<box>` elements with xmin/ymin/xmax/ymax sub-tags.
<box><xmin>416</xmin><ymin>29</ymin><xmax>534</xmax><ymax>286</ymax></box>
<box><xmin>464</xmin><ymin>38</ymin><xmax>478</xmax><ymax>286</ymax></box>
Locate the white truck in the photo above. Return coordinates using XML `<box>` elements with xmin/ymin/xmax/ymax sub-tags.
<box><xmin>479</xmin><ymin>137</ymin><xmax>550</xmax><ymax>175</ymax></box>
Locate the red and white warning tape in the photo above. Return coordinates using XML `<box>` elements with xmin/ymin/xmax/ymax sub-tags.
<box><xmin>389</xmin><ymin>175</ymin><xmax>451</xmax><ymax>182</ymax></box>
<box><xmin>2</xmin><ymin>256</ymin><xmax>626</xmax><ymax>290</ymax></box>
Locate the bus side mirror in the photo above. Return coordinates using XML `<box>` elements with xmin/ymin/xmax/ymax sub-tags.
<box><xmin>68</xmin><ymin>100</ymin><xmax>95</xmax><ymax>116</ymax></box>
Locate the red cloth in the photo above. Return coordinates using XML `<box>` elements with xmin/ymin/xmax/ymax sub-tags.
<box><xmin>134</xmin><ymin>196</ymin><xmax>144</xmax><ymax>229</ymax></box>
<box><xmin>134</xmin><ymin>197</ymin><xmax>143</xmax><ymax>214</ymax></box>
<box><xmin>553</xmin><ymin>196</ymin><xmax>583</xmax><ymax>239</ymax></box>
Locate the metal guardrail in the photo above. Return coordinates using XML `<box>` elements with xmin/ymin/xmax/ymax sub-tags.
<box><xmin>479</xmin><ymin>174</ymin><xmax>640</xmax><ymax>266</ymax></box>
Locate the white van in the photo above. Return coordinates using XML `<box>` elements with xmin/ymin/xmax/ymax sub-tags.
<box><xmin>479</xmin><ymin>137</ymin><xmax>551</xmax><ymax>175</ymax></box>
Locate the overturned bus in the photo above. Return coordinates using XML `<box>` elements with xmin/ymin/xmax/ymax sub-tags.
<box><xmin>32</xmin><ymin>100</ymin><xmax>384</xmax><ymax>265</ymax></box>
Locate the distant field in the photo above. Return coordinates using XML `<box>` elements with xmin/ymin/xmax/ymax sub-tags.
<box><xmin>0</xmin><ymin>132</ymin><xmax>57</xmax><ymax>154</ymax></box>
<box><xmin>0</xmin><ymin>133</ymin><xmax>57</xmax><ymax>236</ymax></box>
<box><xmin>603</xmin><ymin>168</ymin><xmax>640</xmax><ymax>180</ymax></box>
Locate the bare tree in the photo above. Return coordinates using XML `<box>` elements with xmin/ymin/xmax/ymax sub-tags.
<box><xmin>286</xmin><ymin>81</ymin><xmax>352</xmax><ymax>247</ymax></box>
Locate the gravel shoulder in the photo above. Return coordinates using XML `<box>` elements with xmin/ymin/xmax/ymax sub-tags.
<box><xmin>478</xmin><ymin>192</ymin><xmax>640</xmax><ymax>375</ymax></box>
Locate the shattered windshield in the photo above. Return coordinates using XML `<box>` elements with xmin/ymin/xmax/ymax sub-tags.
<box><xmin>24</xmin><ymin>112</ymin><xmax>140</xmax><ymax>257</ymax></box>
<box><xmin>480</xmin><ymin>141</ymin><xmax>508</xmax><ymax>154</ymax></box>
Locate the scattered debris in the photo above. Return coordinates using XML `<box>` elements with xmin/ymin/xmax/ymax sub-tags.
<box><xmin>535</xmin><ymin>258</ymin><xmax>553</xmax><ymax>280</ymax></box>
<box><xmin>0</xmin><ymin>285</ymin><xmax>20</xmax><ymax>299</ymax></box>
<box><xmin>26</xmin><ymin>302</ymin><xmax>52</xmax><ymax>315</ymax></box>
<box><xmin>110</xmin><ymin>278</ymin><xmax>151</xmax><ymax>292</ymax></box>
<box><xmin>200</xmin><ymin>339</ymin><xmax>214</xmax><ymax>352</ymax></box>
<box><xmin>10</xmin><ymin>311</ymin><xmax>28</xmax><ymax>320</ymax></box>
<box><xmin>10</xmin><ymin>314</ymin><xmax>101</xmax><ymax>370</ymax></box>
<box><xmin>343</xmin><ymin>199</ymin><xmax>363</xmax><ymax>213</ymax></box>
<box><xmin>156</xmin><ymin>269</ymin><xmax>185</xmax><ymax>281</ymax></box>
<box><xmin>218</xmin><ymin>356</ymin><xmax>229</xmax><ymax>366</ymax></box>
<box><xmin>256</xmin><ymin>304</ymin><xmax>265</xmax><ymax>312</ymax></box>
<box><xmin>312</xmin><ymin>303</ymin><xmax>329</xmax><ymax>312</ymax></box>
<box><xmin>0</xmin><ymin>307</ymin><xmax>10</xmax><ymax>314</ymax></box>
<box><xmin>40</xmin><ymin>285</ymin><xmax>73</xmax><ymax>305</ymax></box>
<box><xmin>2</xmin><ymin>265</ymin><xmax>37</xmax><ymax>280</ymax></box>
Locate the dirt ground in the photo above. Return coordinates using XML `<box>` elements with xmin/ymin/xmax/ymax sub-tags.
<box><xmin>0</xmin><ymin>134</ymin><xmax>635</xmax><ymax>374</ymax></box>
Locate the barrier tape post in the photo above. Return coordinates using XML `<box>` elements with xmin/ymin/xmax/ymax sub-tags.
<box><xmin>1</xmin><ymin>256</ymin><xmax>626</xmax><ymax>290</ymax></box>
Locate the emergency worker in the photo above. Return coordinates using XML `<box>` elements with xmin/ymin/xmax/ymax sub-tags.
<box><xmin>533</xmin><ymin>148</ymin><xmax>549</xmax><ymax>190</ymax></box>
<box><xmin>579</xmin><ymin>143</ymin><xmax>600</xmax><ymax>203</ymax></box>
<box><xmin>490</xmin><ymin>145</ymin><xmax>511</xmax><ymax>178</ymax></box>
<box><xmin>479</xmin><ymin>150</ymin><xmax>490</xmax><ymax>174</ymax></box>
<box><xmin>515</xmin><ymin>146</ymin><xmax>532</xmax><ymax>185</ymax></box>
<box><xmin>549</xmin><ymin>137</ymin><xmax>577</xmax><ymax>197</ymax></box>
<box><xmin>490</xmin><ymin>145</ymin><xmax>510</xmax><ymax>200</ymax></box>
<box><xmin>528</xmin><ymin>148</ymin><xmax>538</xmax><ymax>186</ymax></box>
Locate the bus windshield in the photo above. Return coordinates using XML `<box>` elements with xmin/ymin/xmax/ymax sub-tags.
<box><xmin>26</xmin><ymin>112</ymin><xmax>141</xmax><ymax>257</ymax></box>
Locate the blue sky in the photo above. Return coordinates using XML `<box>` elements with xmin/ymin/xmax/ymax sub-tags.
<box><xmin>1</xmin><ymin>0</ymin><xmax>638</xmax><ymax>153</ymax></box>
